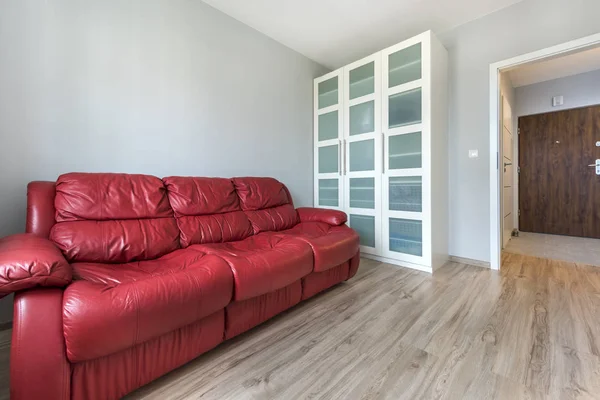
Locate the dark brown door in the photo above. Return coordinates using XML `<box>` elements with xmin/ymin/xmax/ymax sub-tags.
<box><xmin>519</xmin><ymin>105</ymin><xmax>600</xmax><ymax>238</ymax></box>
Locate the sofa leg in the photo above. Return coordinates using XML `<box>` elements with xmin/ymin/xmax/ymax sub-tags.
<box><xmin>11</xmin><ymin>288</ymin><xmax>71</xmax><ymax>400</ymax></box>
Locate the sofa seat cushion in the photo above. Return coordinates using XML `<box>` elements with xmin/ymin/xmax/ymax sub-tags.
<box><xmin>63</xmin><ymin>248</ymin><xmax>233</xmax><ymax>363</ymax></box>
<box><xmin>191</xmin><ymin>235</ymin><xmax>312</xmax><ymax>301</ymax></box>
<box><xmin>277</xmin><ymin>222</ymin><xmax>360</xmax><ymax>272</ymax></box>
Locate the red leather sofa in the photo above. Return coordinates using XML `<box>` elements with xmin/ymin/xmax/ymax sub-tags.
<box><xmin>0</xmin><ymin>173</ymin><xmax>360</xmax><ymax>400</ymax></box>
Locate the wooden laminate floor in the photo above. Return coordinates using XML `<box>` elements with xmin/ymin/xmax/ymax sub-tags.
<box><xmin>1</xmin><ymin>254</ymin><xmax>600</xmax><ymax>399</ymax></box>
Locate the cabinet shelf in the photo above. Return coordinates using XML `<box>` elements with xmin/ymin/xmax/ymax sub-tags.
<box><xmin>389</xmin><ymin>59</ymin><xmax>421</xmax><ymax>73</ymax></box>
<box><xmin>389</xmin><ymin>152</ymin><xmax>421</xmax><ymax>158</ymax></box>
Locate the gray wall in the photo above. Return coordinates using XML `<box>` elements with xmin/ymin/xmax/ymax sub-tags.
<box><xmin>0</xmin><ymin>0</ymin><xmax>327</xmax><ymax>323</ymax></box>
<box><xmin>516</xmin><ymin>69</ymin><xmax>600</xmax><ymax>117</ymax></box>
<box><xmin>439</xmin><ymin>0</ymin><xmax>600</xmax><ymax>262</ymax></box>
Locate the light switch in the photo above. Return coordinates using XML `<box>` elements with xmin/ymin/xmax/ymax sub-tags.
<box><xmin>552</xmin><ymin>96</ymin><xmax>564</xmax><ymax>107</ymax></box>
<box><xmin>468</xmin><ymin>149</ymin><xmax>479</xmax><ymax>158</ymax></box>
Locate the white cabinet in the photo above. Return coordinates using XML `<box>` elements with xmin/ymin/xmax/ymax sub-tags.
<box><xmin>314</xmin><ymin>31</ymin><xmax>448</xmax><ymax>273</ymax></box>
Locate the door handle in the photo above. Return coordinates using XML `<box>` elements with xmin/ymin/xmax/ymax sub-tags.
<box><xmin>382</xmin><ymin>133</ymin><xmax>385</xmax><ymax>173</ymax></box>
<box><xmin>503</xmin><ymin>162</ymin><xmax>512</xmax><ymax>167</ymax></box>
<box><xmin>588</xmin><ymin>159</ymin><xmax>600</xmax><ymax>175</ymax></box>
<box><xmin>343</xmin><ymin>139</ymin><xmax>347</xmax><ymax>176</ymax></box>
<box><xmin>338</xmin><ymin>140</ymin><xmax>342</xmax><ymax>176</ymax></box>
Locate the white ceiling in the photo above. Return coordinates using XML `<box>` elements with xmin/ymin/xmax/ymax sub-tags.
<box><xmin>507</xmin><ymin>46</ymin><xmax>600</xmax><ymax>87</ymax></box>
<box><xmin>202</xmin><ymin>0</ymin><xmax>524</xmax><ymax>69</ymax></box>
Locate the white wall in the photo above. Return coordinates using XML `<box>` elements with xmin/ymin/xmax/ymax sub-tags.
<box><xmin>516</xmin><ymin>69</ymin><xmax>600</xmax><ymax>117</ymax></box>
<box><xmin>0</xmin><ymin>0</ymin><xmax>327</xmax><ymax>323</ymax></box>
<box><xmin>439</xmin><ymin>0</ymin><xmax>600</xmax><ymax>262</ymax></box>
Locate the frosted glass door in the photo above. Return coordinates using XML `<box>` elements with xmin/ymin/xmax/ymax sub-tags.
<box><xmin>343</xmin><ymin>54</ymin><xmax>381</xmax><ymax>255</ymax></box>
<box><xmin>318</xmin><ymin>179</ymin><xmax>339</xmax><ymax>207</ymax></box>
<box><xmin>389</xmin><ymin>88</ymin><xmax>422</xmax><ymax>129</ymax></box>
<box><xmin>318</xmin><ymin>145</ymin><xmax>339</xmax><ymax>174</ymax></box>
<box><xmin>388</xmin><ymin>43</ymin><xmax>422</xmax><ymax>88</ymax></box>
<box><xmin>388</xmin><ymin>132</ymin><xmax>422</xmax><ymax>170</ymax></box>
<box><xmin>349</xmin><ymin>178</ymin><xmax>375</xmax><ymax>209</ymax></box>
<box><xmin>389</xmin><ymin>218</ymin><xmax>422</xmax><ymax>257</ymax></box>
<box><xmin>382</xmin><ymin>36</ymin><xmax>426</xmax><ymax>263</ymax></box>
<box><xmin>384</xmin><ymin>39</ymin><xmax>423</xmax><ymax>136</ymax></box>
<box><xmin>315</xmin><ymin>70</ymin><xmax>343</xmax><ymax>211</ymax></box>
<box><xmin>350</xmin><ymin>214</ymin><xmax>376</xmax><ymax>248</ymax></box>
<box><xmin>318</xmin><ymin>77</ymin><xmax>338</xmax><ymax>109</ymax></box>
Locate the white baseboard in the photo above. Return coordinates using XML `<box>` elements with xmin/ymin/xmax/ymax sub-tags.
<box><xmin>361</xmin><ymin>254</ymin><xmax>433</xmax><ymax>274</ymax></box>
<box><xmin>449</xmin><ymin>255</ymin><xmax>491</xmax><ymax>269</ymax></box>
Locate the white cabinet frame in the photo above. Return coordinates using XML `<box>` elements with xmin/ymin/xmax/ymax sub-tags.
<box><xmin>313</xmin><ymin>31</ymin><xmax>448</xmax><ymax>273</ymax></box>
<box><xmin>342</xmin><ymin>53</ymin><xmax>382</xmax><ymax>255</ymax></box>
<box><xmin>314</xmin><ymin>69</ymin><xmax>344</xmax><ymax>211</ymax></box>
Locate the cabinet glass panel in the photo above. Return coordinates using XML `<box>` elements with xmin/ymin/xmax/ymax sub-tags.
<box><xmin>318</xmin><ymin>77</ymin><xmax>338</xmax><ymax>109</ymax></box>
<box><xmin>388</xmin><ymin>43</ymin><xmax>422</xmax><ymax>88</ymax></box>
<box><xmin>350</xmin><ymin>214</ymin><xmax>376</xmax><ymax>248</ymax></box>
<box><xmin>349</xmin><ymin>139</ymin><xmax>375</xmax><ymax>172</ymax></box>
<box><xmin>389</xmin><ymin>88</ymin><xmax>422</xmax><ymax>129</ymax></box>
<box><xmin>318</xmin><ymin>145</ymin><xmax>338</xmax><ymax>174</ymax></box>
<box><xmin>389</xmin><ymin>218</ymin><xmax>422</xmax><ymax>256</ymax></box>
<box><xmin>349</xmin><ymin>101</ymin><xmax>375</xmax><ymax>136</ymax></box>
<box><xmin>318</xmin><ymin>111</ymin><xmax>338</xmax><ymax>142</ymax></box>
<box><xmin>389</xmin><ymin>176</ymin><xmax>422</xmax><ymax>212</ymax></box>
<box><xmin>349</xmin><ymin>178</ymin><xmax>375</xmax><ymax>209</ymax></box>
<box><xmin>350</xmin><ymin>61</ymin><xmax>375</xmax><ymax>99</ymax></box>
<box><xmin>389</xmin><ymin>132</ymin><xmax>422</xmax><ymax>169</ymax></box>
<box><xmin>318</xmin><ymin>179</ymin><xmax>339</xmax><ymax>207</ymax></box>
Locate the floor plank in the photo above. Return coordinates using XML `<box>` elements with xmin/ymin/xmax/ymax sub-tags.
<box><xmin>1</xmin><ymin>254</ymin><xmax>600</xmax><ymax>399</ymax></box>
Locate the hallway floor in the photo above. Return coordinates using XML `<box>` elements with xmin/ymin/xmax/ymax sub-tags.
<box><xmin>504</xmin><ymin>232</ymin><xmax>600</xmax><ymax>267</ymax></box>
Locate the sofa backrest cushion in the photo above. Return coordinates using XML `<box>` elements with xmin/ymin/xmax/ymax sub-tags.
<box><xmin>50</xmin><ymin>173</ymin><xmax>180</xmax><ymax>263</ymax></box>
<box><xmin>232</xmin><ymin>177</ymin><xmax>298</xmax><ymax>234</ymax></box>
<box><xmin>163</xmin><ymin>177</ymin><xmax>253</xmax><ymax>247</ymax></box>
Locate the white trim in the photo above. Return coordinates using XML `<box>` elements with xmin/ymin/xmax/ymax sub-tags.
<box><xmin>362</xmin><ymin>253</ymin><xmax>433</xmax><ymax>274</ymax></box>
<box><xmin>387</xmin><ymin>79</ymin><xmax>423</xmax><ymax>97</ymax></box>
<box><xmin>489</xmin><ymin>32</ymin><xmax>600</xmax><ymax>271</ymax></box>
<box><xmin>388</xmin><ymin>123</ymin><xmax>423</xmax><ymax>137</ymax></box>
<box><xmin>317</xmin><ymin>104</ymin><xmax>339</xmax><ymax>116</ymax></box>
<box><xmin>348</xmin><ymin>93</ymin><xmax>376</xmax><ymax>107</ymax></box>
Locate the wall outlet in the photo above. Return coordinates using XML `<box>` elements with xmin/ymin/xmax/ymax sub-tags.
<box><xmin>468</xmin><ymin>149</ymin><xmax>479</xmax><ymax>158</ymax></box>
<box><xmin>552</xmin><ymin>95</ymin><xmax>564</xmax><ymax>107</ymax></box>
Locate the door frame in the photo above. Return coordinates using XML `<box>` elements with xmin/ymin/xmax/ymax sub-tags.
<box><xmin>489</xmin><ymin>32</ymin><xmax>600</xmax><ymax>270</ymax></box>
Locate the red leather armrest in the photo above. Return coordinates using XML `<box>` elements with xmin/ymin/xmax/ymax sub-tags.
<box><xmin>296</xmin><ymin>207</ymin><xmax>347</xmax><ymax>226</ymax></box>
<box><xmin>0</xmin><ymin>234</ymin><xmax>71</xmax><ymax>298</ymax></box>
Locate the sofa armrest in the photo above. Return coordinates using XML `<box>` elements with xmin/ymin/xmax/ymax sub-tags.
<box><xmin>0</xmin><ymin>234</ymin><xmax>72</xmax><ymax>298</ymax></box>
<box><xmin>296</xmin><ymin>207</ymin><xmax>347</xmax><ymax>226</ymax></box>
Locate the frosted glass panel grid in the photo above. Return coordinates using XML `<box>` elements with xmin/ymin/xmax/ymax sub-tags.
<box><xmin>349</xmin><ymin>139</ymin><xmax>375</xmax><ymax>172</ymax></box>
<box><xmin>389</xmin><ymin>218</ymin><xmax>422</xmax><ymax>256</ymax></box>
<box><xmin>389</xmin><ymin>132</ymin><xmax>422</xmax><ymax>169</ymax></box>
<box><xmin>350</xmin><ymin>214</ymin><xmax>375</xmax><ymax>248</ymax></box>
<box><xmin>318</xmin><ymin>111</ymin><xmax>338</xmax><ymax>142</ymax></box>
<box><xmin>318</xmin><ymin>145</ymin><xmax>338</xmax><ymax>174</ymax></box>
<box><xmin>350</xmin><ymin>62</ymin><xmax>375</xmax><ymax>99</ymax></box>
<box><xmin>389</xmin><ymin>43</ymin><xmax>422</xmax><ymax>88</ymax></box>
<box><xmin>349</xmin><ymin>101</ymin><xmax>375</xmax><ymax>135</ymax></box>
<box><xmin>389</xmin><ymin>88</ymin><xmax>422</xmax><ymax>129</ymax></box>
<box><xmin>318</xmin><ymin>77</ymin><xmax>338</xmax><ymax>109</ymax></box>
<box><xmin>319</xmin><ymin>179</ymin><xmax>338</xmax><ymax>207</ymax></box>
<box><xmin>389</xmin><ymin>177</ymin><xmax>422</xmax><ymax>212</ymax></box>
<box><xmin>350</xmin><ymin>178</ymin><xmax>375</xmax><ymax>209</ymax></box>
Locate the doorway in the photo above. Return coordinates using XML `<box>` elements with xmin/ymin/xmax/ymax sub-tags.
<box><xmin>519</xmin><ymin>105</ymin><xmax>600</xmax><ymax>238</ymax></box>
<box><xmin>489</xmin><ymin>32</ymin><xmax>600</xmax><ymax>270</ymax></box>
